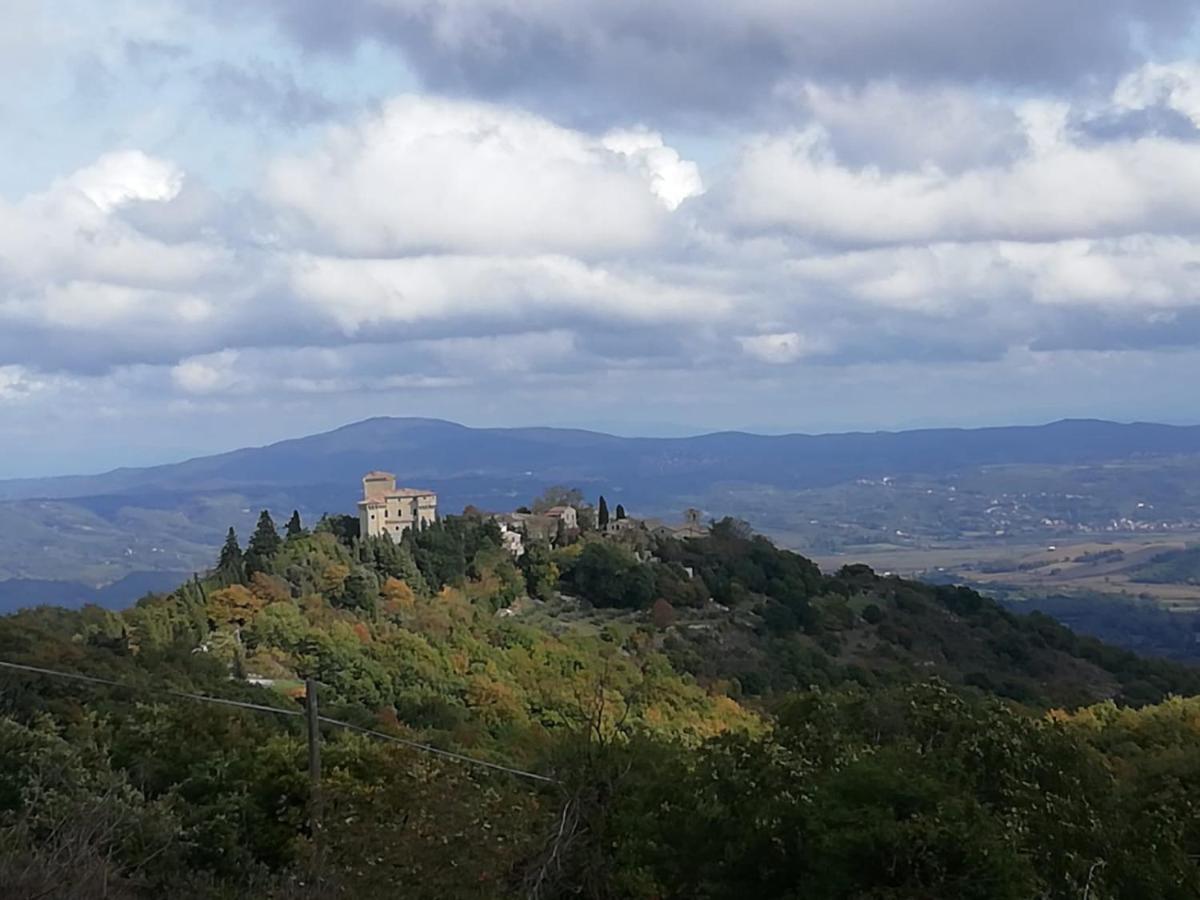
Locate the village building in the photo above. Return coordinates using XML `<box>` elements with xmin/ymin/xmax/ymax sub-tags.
<box><xmin>358</xmin><ymin>471</ymin><xmax>437</xmax><ymax>540</ymax></box>
<box><xmin>493</xmin><ymin>504</ymin><xmax>580</xmax><ymax>545</ymax></box>
<box><xmin>544</xmin><ymin>505</ymin><xmax>578</xmax><ymax>530</ymax></box>
<box><xmin>496</xmin><ymin>520</ymin><xmax>525</xmax><ymax>557</ymax></box>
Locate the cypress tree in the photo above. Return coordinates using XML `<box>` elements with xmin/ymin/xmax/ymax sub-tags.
<box><xmin>615</xmin><ymin>504</ymin><xmax>626</xmax><ymax>520</ymax></box>
<box><xmin>598</xmin><ymin>495</ymin><xmax>610</xmax><ymax>530</ymax></box>
<box><xmin>245</xmin><ymin>510</ymin><xmax>282</xmax><ymax>576</ymax></box>
<box><xmin>286</xmin><ymin>510</ymin><xmax>304</xmax><ymax>539</ymax></box>
<box><xmin>216</xmin><ymin>527</ymin><xmax>246</xmax><ymax>585</ymax></box>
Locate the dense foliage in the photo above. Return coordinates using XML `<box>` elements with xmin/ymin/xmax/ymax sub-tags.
<box><xmin>3</xmin><ymin>506</ymin><xmax>1200</xmax><ymax>898</ymax></box>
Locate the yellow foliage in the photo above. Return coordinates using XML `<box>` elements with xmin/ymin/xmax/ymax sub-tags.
<box><xmin>320</xmin><ymin>563</ymin><xmax>351</xmax><ymax>594</ymax></box>
<box><xmin>249</xmin><ymin>571</ymin><xmax>291</xmax><ymax>605</ymax></box>
<box><xmin>465</xmin><ymin>675</ymin><xmax>526</xmax><ymax>726</ymax></box>
<box><xmin>381</xmin><ymin>577</ymin><xmax>416</xmax><ymax>613</ymax></box>
<box><xmin>207</xmin><ymin>584</ymin><xmax>266</xmax><ymax>629</ymax></box>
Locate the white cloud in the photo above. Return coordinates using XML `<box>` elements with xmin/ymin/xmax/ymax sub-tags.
<box><xmin>602</xmin><ymin>128</ymin><xmax>704</xmax><ymax>209</ymax></box>
<box><xmin>1114</xmin><ymin>61</ymin><xmax>1200</xmax><ymax>126</ymax></box>
<box><xmin>287</xmin><ymin>253</ymin><xmax>731</xmax><ymax>333</ymax></box>
<box><xmin>0</xmin><ymin>365</ymin><xmax>47</xmax><ymax>402</ymax></box>
<box><xmin>266</xmin><ymin>96</ymin><xmax>695</xmax><ymax>256</ymax></box>
<box><xmin>739</xmin><ymin>331</ymin><xmax>828</xmax><ymax>364</ymax></box>
<box><xmin>786</xmin><ymin>237</ymin><xmax>1200</xmax><ymax>313</ymax></box>
<box><xmin>59</xmin><ymin>150</ymin><xmax>184</xmax><ymax>213</ymax></box>
<box><xmin>0</xmin><ymin>152</ymin><xmax>231</xmax><ymax>338</ymax></box>
<box><xmin>171</xmin><ymin>349</ymin><xmax>242</xmax><ymax>394</ymax></box>
<box><xmin>722</xmin><ymin>119</ymin><xmax>1200</xmax><ymax>245</ymax></box>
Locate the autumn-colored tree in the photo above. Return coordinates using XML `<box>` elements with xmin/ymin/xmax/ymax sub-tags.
<box><xmin>381</xmin><ymin>577</ymin><xmax>417</xmax><ymax>615</ymax></box>
<box><xmin>207</xmin><ymin>584</ymin><xmax>267</xmax><ymax>631</ymax></box>
<box><xmin>651</xmin><ymin>598</ymin><xmax>676</xmax><ymax>630</ymax></box>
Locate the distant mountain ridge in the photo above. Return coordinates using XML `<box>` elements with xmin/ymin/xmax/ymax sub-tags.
<box><xmin>2</xmin><ymin>416</ymin><xmax>1200</xmax><ymax>608</ymax></box>
<box><xmin>4</xmin><ymin>417</ymin><xmax>1200</xmax><ymax>503</ymax></box>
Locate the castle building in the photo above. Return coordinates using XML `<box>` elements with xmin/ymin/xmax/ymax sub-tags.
<box><xmin>358</xmin><ymin>471</ymin><xmax>437</xmax><ymax>540</ymax></box>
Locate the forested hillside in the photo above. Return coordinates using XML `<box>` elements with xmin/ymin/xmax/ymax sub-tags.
<box><xmin>3</xmin><ymin>509</ymin><xmax>1200</xmax><ymax>898</ymax></box>
<box><xmin>6</xmin><ymin>416</ymin><xmax>1200</xmax><ymax>596</ymax></box>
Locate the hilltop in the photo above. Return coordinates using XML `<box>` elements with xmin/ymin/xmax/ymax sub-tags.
<box><xmin>5</xmin><ymin>416</ymin><xmax>1200</xmax><ymax>607</ymax></box>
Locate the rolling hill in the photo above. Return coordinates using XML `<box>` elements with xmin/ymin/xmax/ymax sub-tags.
<box><xmin>3</xmin><ymin>416</ymin><xmax>1200</xmax><ymax>608</ymax></box>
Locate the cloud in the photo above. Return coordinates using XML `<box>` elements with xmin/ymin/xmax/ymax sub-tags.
<box><xmin>286</xmin><ymin>253</ymin><xmax>731</xmax><ymax>335</ymax></box>
<box><xmin>58</xmin><ymin>150</ymin><xmax>184</xmax><ymax>213</ymax></box>
<box><xmin>1114</xmin><ymin>62</ymin><xmax>1200</xmax><ymax>127</ymax></box>
<box><xmin>601</xmin><ymin>129</ymin><xmax>705</xmax><ymax>209</ymax></box>
<box><xmin>200</xmin><ymin>61</ymin><xmax>338</xmax><ymax>126</ymax></box>
<box><xmin>231</xmin><ymin>0</ymin><xmax>1199</xmax><ymax>122</ymax></box>
<box><xmin>780</xmin><ymin>81</ymin><xmax>1027</xmax><ymax>172</ymax></box>
<box><xmin>0</xmin><ymin>366</ymin><xmax>47</xmax><ymax>402</ymax></box>
<box><xmin>266</xmin><ymin>96</ymin><xmax>698</xmax><ymax>256</ymax></box>
<box><xmin>739</xmin><ymin>332</ymin><xmax>828</xmax><ymax>364</ymax></box>
<box><xmin>719</xmin><ymin>115</ymin><xmax>1200</xmax><ymax>246</ymax></box>
<box><xmin>171</xmin><ymin>349</ymin><xmax>241</xmax><ymax>394</ymax></box>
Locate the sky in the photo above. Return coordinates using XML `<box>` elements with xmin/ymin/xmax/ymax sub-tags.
<box><xmin>4</xmin><ymin>1</ymin><xmax>1200</xmax><ymax>476</ymax></box>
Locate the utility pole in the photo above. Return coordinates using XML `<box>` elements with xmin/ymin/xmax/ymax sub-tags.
<box><xmin>305</xmin><ymin>678</ymin><xmax>322</xmax><ymax>835</ymax></box>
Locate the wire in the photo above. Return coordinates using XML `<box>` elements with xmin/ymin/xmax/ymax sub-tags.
<box><xmin>0</xmin><ymin>657</ymin><xmax>557</xmax><ymax>785</ymax></box>
<box><xmin>0</xmin><ymin>659</ymin><xmax>303</xmax><ymax>718</ymax></box>
<box><xmin>318</xmin><ymin>714</ymin><xmax>558</xmax><ymax>784</ymax></box>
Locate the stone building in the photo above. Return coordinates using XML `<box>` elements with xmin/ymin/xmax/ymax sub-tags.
<box><xmin>357</xmin><ymin>471</ymin><xmax>437</xmax><ymax>541</ymax></box>
<box><xmin>544</xmin><ymin>506</ymin><xmax>578</xmax><ymax>530</ymax></box>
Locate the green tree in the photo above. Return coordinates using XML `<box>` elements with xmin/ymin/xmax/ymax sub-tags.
<box><xmin>566</xmin><ymin>542</ymin><xmax>655</xmax><ymax>609</ymax></box>
<box><xmin>285</xmin><ymin>510</ymin><xmax>304</xmax><ymax>539</ymax></box>
<box><xmin>215</xmin><ymin>527</ymin><xmax>246</xmax><ymax>586</ymax></box>
<box><xmin>598</xmin><ymin>496</ymin><xmax>610</xmax><ymax>530</ymax></box>
<box><xmin>615</xmin><ymin>504</ymin><xmax>626</xmax><ymax>520</ymax></box>
<box><xmin>245</xmin><ymin>511</ymin><xmax>282</xmax><ymax>576</ymax></box>
<box><xmin>519</xmin><ymin>539</ymin><xmax>560</xmax><ymax>601</ymax></box>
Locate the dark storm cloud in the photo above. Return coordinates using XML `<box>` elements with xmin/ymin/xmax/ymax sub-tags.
<box><xmin>225</xmin><ymin>0</ymin><xmax>1199</xmax><ymax>122</ymax></box>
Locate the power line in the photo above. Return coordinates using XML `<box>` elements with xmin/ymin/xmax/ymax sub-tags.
<box><xmin>0</xmin><ymin>659</ymin><xmax>303</xmax><ymax>718</ymax></box>
<box><xmin>319</xmin><ymin>714</ymin><xmax>558</xmax><ymax>784</ymax></box>
<box><xmin>0</xmin><ymin>657</ymin><xmax>557</xmax><ymax>785</ymax></box>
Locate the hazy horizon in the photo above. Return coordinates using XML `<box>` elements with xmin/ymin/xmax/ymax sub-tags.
<box><xmin>7</xmin><ymin>412</ymin><xmax>1200</xmax><ymax>482</ymax></box>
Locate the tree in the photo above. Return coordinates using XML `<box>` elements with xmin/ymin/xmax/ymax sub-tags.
<box><xmin>206</xmin><ymin>584</ymin><xmax>266</xmax><ymax>631</ymax></box>
<box><xmin>615</xmin><ymin>504</ymin><xmax>626</xmax><ymax>520</ymax></box>
<box><xmin>285</xmin><ymin>510</ymin><xmax>304</xmax><ymax>539</ymax></box>
<box><xmin>315</xmin><ymin>513</ymin><xmax>360</xmax><ymax>545</ymax></box>
<box><xmin>532</xmin><ymin>486</ymin><xmax>584</xmax><ymax>514</ymax></box>
<box><xmin>566</xmin><ymin>542</ymin><xmax>655</xmax><ymax>609</ymax></box>
<box><xmin>651</xmin><ymin>598</ymin><xmax>676</xmax><ymax>630</ymax></box>
<box><xmin>216</xmin><ymin>528</ymin><xmax>246</xmax><ymax>586</ymax></box>
<box><xmin>519</xmin><ymin>540</ymin><xmax>560</xmax><ymax>601</ymax></box>
<box><xmin>598</xmin><ymin>496</ymin><xmax>610</xmax><ymax>531</ymax></box>
<box><xmin>245</xmin><ymin>511</ymin><xmax>282</xmax><ymax>576</ymax></box>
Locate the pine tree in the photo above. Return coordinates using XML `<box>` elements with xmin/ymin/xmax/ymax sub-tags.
<box><xmin>245</xmin><ymin>510</ymin><xmax>282</xmax><ymax>576</ymax></box>
<box><xmin>598</xmin><ymin>495</ymin><xmax>610</xmax><ymax>530</ymax></box>
<box><xmin>615</xmin><ymin>504</ymin><xmax>627</xmax><ymax>520</ymax></box>
<box><xmin>285</xmin><ymin>510</ymin><xmax>304</xmax><ymax>539</ymax></box>
<box><xmin>216</xmin><ymin>528</ymin><xmax>246</xmax><ymax>586</ymax></box>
